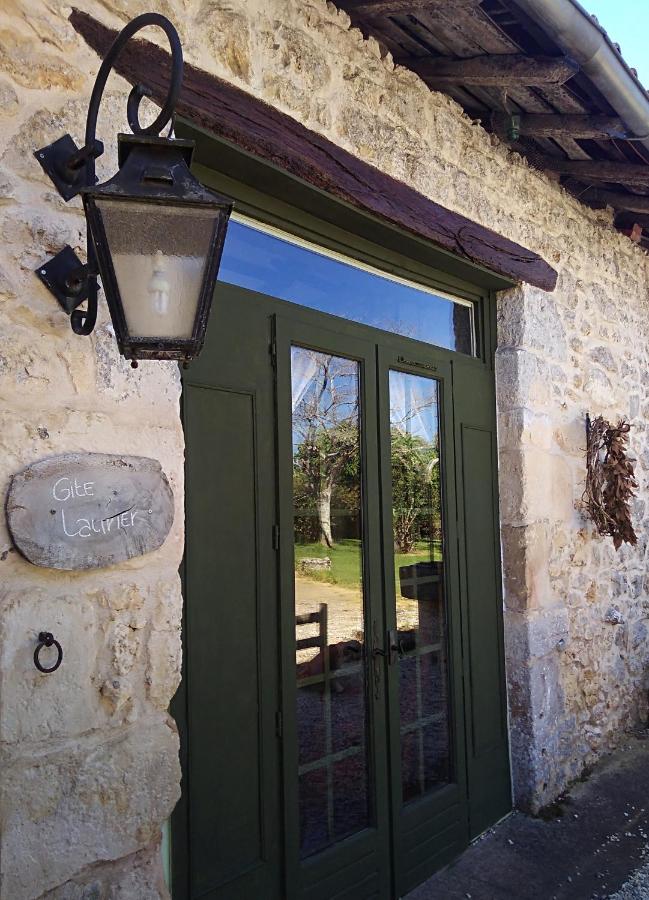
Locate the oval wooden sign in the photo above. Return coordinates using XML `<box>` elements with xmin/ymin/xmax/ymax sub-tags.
<box><xmin>6</xmin><ymin>453</ymin><xmax>174</xmax><ymax>570</ymax></box>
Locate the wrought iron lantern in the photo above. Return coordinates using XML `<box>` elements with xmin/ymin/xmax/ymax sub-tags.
<box><xmin>34</xmin><ymin>13</ymin><xmax>232</xmax><ymax>366</ymax></box>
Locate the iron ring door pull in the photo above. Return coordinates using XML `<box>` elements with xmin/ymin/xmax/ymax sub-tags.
<box><xmin>34</xmin><ymin>632</ymin><xmax>63</xmax><ymax>674</ymax></box>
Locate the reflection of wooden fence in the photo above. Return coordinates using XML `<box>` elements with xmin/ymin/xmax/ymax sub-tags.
<box><xmin>296</xmin><ymin>602</ymin><xmax>328</xmax><ymax>652</ymax></box>
<box><xmin>296</xmin><ymin>603</ymin><xmax>328</xmax><ymax>688</ymax></box>
<box><xmin>399</xmin><ymin>560</ymin><xmax>443</xmax><ymax>602</ymax></box>
<box><xmin>295</xmin><ymin>601</ymin><xmax>365</xmax><ymax>853</ymax></box>
<box><xmin>295</xmin><ymin>604</ymin><xmax>364</xmax><ymax>691</ymax></box>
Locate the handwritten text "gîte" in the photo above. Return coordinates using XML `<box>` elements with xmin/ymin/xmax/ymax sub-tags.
<box><xmin>52</xmin><ymin>476</ymin><xmax>146</xmax><ymax>539</ymax></box>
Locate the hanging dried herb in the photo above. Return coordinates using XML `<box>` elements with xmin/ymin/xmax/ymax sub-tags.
<box><xmin>582</xmin><ymin>415</ymin><xmax>638</xmax><ymax>550</ymax></box>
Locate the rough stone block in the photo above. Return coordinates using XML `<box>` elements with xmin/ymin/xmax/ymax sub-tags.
<box><xmin>498</xmin><ymin>407</ymin><xmax>553</xmax><ymax>452</ymax></box>
<box><xmin>495</xmin><ymin>348</ymin><xmax>552</xmax><ymax>414</ymax></box>
<box><xmin>501</xmin><ymin>521</ymin><xmax>553</xmax><ymax>612</ymax></box>
<box><xmin>505</xmin><ymin>607</ymin><xmax>569</xmax><ymax>670</ymax></box>
<box><xmin>196</xmin><ymin>3</ymin><xmax>252</xmax><ymax>81</ymax></box>
<box><xmin>0</xmin><ymin>29</ymin><xmax>84</xmax><ymax>90</ymax></box>
<box><xmin>0</xmin><ymin>719</ymin><xmax>180</xmax><ymax>899</ymax></box>
<box><xmin>41</xmin><ymin>844</ymin><xmax>169</xmax><ymax>900</ymax></box>
<box><xmin>583</xmin><ymin>366</ymin><xmax>615</xmax><ymax>409</ymax></box>
<box><xmin>0</xmin><ymin>76</ymin><xmax>18</xmax><ymax>117</ymax></box>
<box><xmin>528</xmin><ymin>614</ymin><xmax>569</xmax><ymax>666</ymax></box>
<box><xmin>499</xmin><ymin>446</ymin><xmax>559</xmax><ymax>527</ymax></box>
<box><xmin>0</xmin><ymin>589</ymin><xmax>99</xmax><ymax>744</ymax></box>
<box><xmin>498</xmin><ymin>285</ymin><xmax>568</xmax><ymax>360</ymax></box>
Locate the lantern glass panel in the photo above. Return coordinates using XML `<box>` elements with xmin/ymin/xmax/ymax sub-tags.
<box><xmin>96</xmin><ymin>199</ymin><xmax>217</xmax><ymax>339</ymax></box>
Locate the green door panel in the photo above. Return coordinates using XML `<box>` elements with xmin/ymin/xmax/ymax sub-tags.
<box><xmin>453</xmin><ymin>360</ymin><xmax>511</xmax><ymax>838</ymax></box>
<box><xmin>185</xmin><ymin>386</ymin><xmax>265</xmax><ymax>894</ymax></box>
<box><xmin>178</xmin><ymin>285</ymin><xmax>282</xmax><ymax>900</ymax></box>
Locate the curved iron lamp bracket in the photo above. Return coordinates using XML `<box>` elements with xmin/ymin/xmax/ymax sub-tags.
<box><xmin>34</xmin><ymin>13</ymin><xmax>183</xmax><ymax>336</ymax></box>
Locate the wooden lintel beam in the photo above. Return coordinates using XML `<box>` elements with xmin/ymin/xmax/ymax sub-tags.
<box><xmin>343</xmin><ymin>0</ymin><xmax>480</xmax><ymax>14</ymax></box>
<box><xmin>570</xmin><ymin>185</ymin><xmax>649</xmax><ymax>213</ymax></box>
<box><xmin>615</xmin><ymin>212</ymin><xmax>649</xmax><ymax>229</ymax></box>
<box><xmin>624</xmin><ymin>225</ymin><xmax>644</xmax><ymax>243</ymax></box>
<box><xmin>397</xmin><ymin>54</ymin><xmax>579</xmax><ymax>87</ymax></box>
<box><xmin>492</xmin><ymin>113</ymin><xmax>626</xmax><ymax>140</ymax></box>
<box><xmin>541</xmin><ymin>157</ymin><xmax>649</xmax><ymax>187</ymax></box>
<box><xmin>615</xmin><ymin>217</ymin><xmax>645</xmax><ymax>243</ymax></box>
<box><xmin>68</xmin><ymin>9</ymin><xmax>558</xmax><ymax>292</ymax></box>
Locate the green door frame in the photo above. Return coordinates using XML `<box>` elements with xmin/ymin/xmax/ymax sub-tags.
<box><xmin>171</xmin><ymin>121</ymin><xmax>511</xmax><ymax>899</ymax></box>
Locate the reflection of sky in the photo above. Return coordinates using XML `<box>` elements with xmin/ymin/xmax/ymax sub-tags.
<box><xmin>291</xmin><ymin>347</ymin><xmax>359</xmax><ymax>453</ymax></box>
<box><xmin>289</xmin><ymin>350</ymin><xmax>437</xmax><ymax>449</ymax></box>
<box><xmin>389</xmin><ymin>371</ymin><xmax>438</xmax><ymax>444</ymax></box>
<box><xmin>219</xmin><ymin>221</ymin><xmax>470</xmax><ymax>352</ymax></box>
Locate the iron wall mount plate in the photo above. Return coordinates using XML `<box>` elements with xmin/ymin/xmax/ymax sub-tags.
<box><xmin>35</xmin><ymin>245</ymin><xmax>90</xmax><ymax>315</ymax></box>
<box><xmin>33</xmin><ymin>134</ymin><xmax>101</xmax><ymax>201</ymax></box>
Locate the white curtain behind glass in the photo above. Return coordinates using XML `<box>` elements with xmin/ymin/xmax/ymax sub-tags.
<box><xmin>291</xmin><ymin>347</ymin><xmax>321</xmax><ymax>412</ymax></box>
<box><xmin>389</xmin><ymin>371</ymin><xmax>438</xmax><ymax>445</ymax></box>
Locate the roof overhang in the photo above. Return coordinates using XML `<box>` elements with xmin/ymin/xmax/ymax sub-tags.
<box><xmin>338</xmin><ymin>0</ymin><xmax>649</xmax><ymax>250</ymax></box>
<box><xmin>68</xmin><ymin>8</ymin><xmax>557</xmax><ymax>291</ymax></box>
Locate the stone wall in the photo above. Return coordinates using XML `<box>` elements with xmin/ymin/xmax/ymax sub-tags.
<box><xmin>0</xmin><ymin>3</ymin><xmax>184</xmax><ymax>897</ymax></box>
<box><xmin>1</xmin><ymin>0</ymin><xmax>649</xmax><ymax>895</ymax></box>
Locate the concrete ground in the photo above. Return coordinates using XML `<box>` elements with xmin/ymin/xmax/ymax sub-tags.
<box><xmin>406</xmin><ymin>731</ymin><xmax>649</xmax><ymax>900</ymax></box>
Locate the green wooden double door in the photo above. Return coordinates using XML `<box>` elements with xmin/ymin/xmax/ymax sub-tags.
<box><xmin>176</xmin><ymin>283</ymin><xmax>510</xmax><ymax>900</ymax></box>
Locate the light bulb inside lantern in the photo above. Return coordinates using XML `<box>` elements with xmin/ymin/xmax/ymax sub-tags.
<box><xmin>148</xmin><ymin>250</ymin><xmax>170</xmax><ymax>316</ymax></box>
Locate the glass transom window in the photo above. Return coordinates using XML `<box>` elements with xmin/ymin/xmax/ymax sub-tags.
<box><xmin>218</xmin><ymin>217</ymin><xmax>476</xmax><ymax>355</ymax></box>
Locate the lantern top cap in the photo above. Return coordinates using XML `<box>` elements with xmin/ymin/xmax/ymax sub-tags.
<box><xmin>82</xmin><ymin>132</ymin><xmax>234</xmax><ymax>211</ymax></box>
<box><xmin>117</xmin><ymin>132</ymin><xmax>195</xmax><ymax>168</ymax></box>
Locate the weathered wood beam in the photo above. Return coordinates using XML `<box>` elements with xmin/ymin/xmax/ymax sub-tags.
<box><xmin>615</xmin><ymin>212</ymin><xmax>649</xmax><ymax>229</ymax></box>
<box><xmin>343</xmin><ymin>0</ymin><xmax>480</xmax><ymax>12</ymax></box>
<box><xmin>622</xmin><ymin>224</ymin><xmax>644</xmax><ymax>243</ymax></box>
<box><xmin>68</xmin><ymin>9</ymin><xmax>558</xmax><ymax>292</ymax></box>
<box><xmin>615</xmin><ymin>216</ymin><xmax>645</xmax><ymax>243</ymax></box>
<box><xmin>541</xmin><ymin>157</ymin><xmax>649</xmax><ymax>187</ymax></box>
<box><xmin>569</xmin><ymin>185</ymin><xmax>649</xmax><ymax>213</ymax></box>
<box><xmin>492</xmin><ymin>113</ymin><xmax>626</xmax><ymax>140</ymax></box>
<box><xmin>396</xmin><ymin>54</ymin><xmax>579</xmax><ymax>87</ymax></box>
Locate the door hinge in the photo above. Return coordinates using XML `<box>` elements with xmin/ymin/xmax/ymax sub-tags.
<box><xmin>272</xmin><ymin>523</ymin><xmax>280</xmax><ymax>550</ymax></box>
<box><xmin>275</xmin><ymin>710</ymin><xmax>283</xmax><ymax>738</ymax></box>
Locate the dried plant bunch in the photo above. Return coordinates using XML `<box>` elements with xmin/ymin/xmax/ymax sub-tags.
<box><xmin>582</xmin><ymin>415</ymin><xmax>638</xmax><ymax>550</ymax></box>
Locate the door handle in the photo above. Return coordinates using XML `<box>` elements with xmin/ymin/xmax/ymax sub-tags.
<box><xmin>387</xmin><ymin>629</ymin><xmax>402</xmax><ymax>666</ymax></box>
<box><xmin>372</xmin><ymin>629</ymin><xmax>402</xmax><ymax>666</ymax></box>
<box><xmin>371</xmin><ymin>625</ymin><xmax>402</xmax><ymax>700</ymax></box>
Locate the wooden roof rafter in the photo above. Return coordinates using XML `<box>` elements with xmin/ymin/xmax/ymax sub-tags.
<box><xmin>335</xmin><ymin>0</ymin><xmax>649</xmax><ymax>250</ymax></box>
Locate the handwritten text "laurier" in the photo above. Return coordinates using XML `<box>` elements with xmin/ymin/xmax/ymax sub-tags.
<box><xmin>52</xmin><ymin>476</ymin><xmax>147</xmax><ymax>539</ymax></box>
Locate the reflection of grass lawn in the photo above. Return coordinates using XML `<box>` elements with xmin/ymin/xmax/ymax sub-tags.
<box><xmin>294</xmin><ymin>539</ymin><xmax>442</xmax><ymax>592</ymax></box>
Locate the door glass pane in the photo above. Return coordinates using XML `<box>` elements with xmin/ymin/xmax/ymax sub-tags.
<box><xmin>292</xmin><ymin>347</ymin><xmax>370</xmax><ymax>858</ymax></box>
<box><xmin>219</xmin><ymin>219</ymin><xmax>476</xmax><ymax>355</ymax></box>
<box><xmin>389</xmin><ymin>370</ymin><xmax>451</xmax><ymax>803</ymax></box>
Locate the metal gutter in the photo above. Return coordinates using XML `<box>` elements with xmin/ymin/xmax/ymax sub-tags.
<box><xmin>513</xmin><ymin>0</ymin><xmax>649</xmax><ymax>154</ymax></box>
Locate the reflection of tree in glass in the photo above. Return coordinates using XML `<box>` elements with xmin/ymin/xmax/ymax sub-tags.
<box><xmin>293</xmin><ymin>352</ymin><xmax>359</xmax><ymax>548</ymax></box>
<box><xmin>391</xmin><ymin>430</ymin><xmax>440</xmax><ymax>554</ymax></box>
<box><xmin>389</xmin><ymin>378</ymin><xmax>440</xmax><ymax>556</ymax></box>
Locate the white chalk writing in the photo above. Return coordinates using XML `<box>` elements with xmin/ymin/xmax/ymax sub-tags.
<box><xmin>52</xmin><ymin>472</ymin><xmax>148</xmax><ymax>540</ymax></box>
<box><xmin>52</xmin><ymin>477</ymin><xmax>95</xmax><ymax>502</ymax></box>
<box><xmin>60</xmin><ymin>507</ymin><xmax>146</xmax><ymax>538</ymax></box>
